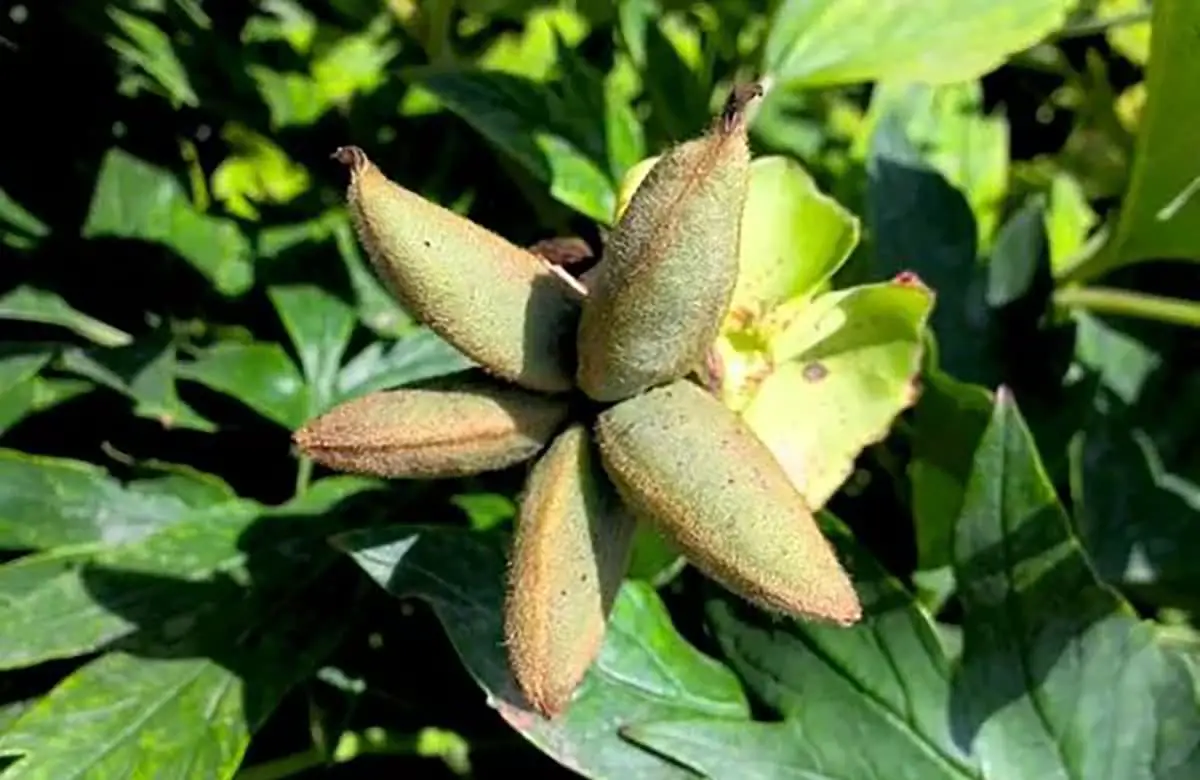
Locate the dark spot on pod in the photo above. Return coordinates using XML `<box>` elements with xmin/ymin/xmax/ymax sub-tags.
<box><xmin>803</xmin><ymin>362</ymin><xmax>829</xmax><ymax>382</ymax></box>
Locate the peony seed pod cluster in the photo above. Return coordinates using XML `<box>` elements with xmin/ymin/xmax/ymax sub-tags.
<box><xmin>293</xmin><ymin>82</ymin><xmax>862</xmax><ymax>719</ymax></box>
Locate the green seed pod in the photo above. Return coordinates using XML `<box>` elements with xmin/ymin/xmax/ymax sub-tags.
<box><xmin>335</xmin><ymin>146</ymin><xmax>580</xmax><ymax>394</ymax></box>
<box><xmin>504</xmin><ymin>424</ymin><xmax>637</xmax><ymax>717</ymax></box>
<box><xmin>576</xmin><ymin>84</ymin><xmax>762</xmax><ymax>402</ymax></box>
<box><xmin>594</xmin><ymin>378</ymin><xmax>861</xmax><ymax>624</ymax></box>
<box><xmin>293</xmin><ymin>370</ymin><xmax>570</xmax><ymax>479</ymax></box>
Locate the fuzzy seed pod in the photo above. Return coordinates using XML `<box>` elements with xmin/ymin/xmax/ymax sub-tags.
<box><xmin>335</xmin><ymin>146</ymin><xmax>580</xmax><ymax>394</ymax></box>
<box><xmin>575</xmin><ymin>84</ymin><xmax>762</xmax><ymax>402</ymax></box>
<box><xmin>594</xmin><ymin>378</ymin><xmax>861</xmax><ymax>624</ymax></box>
<box><xmin>293</xmin><ymin>371</ymin><xmax>571</xmax><ymax>479</ymax></box>
<box><xmin>504</xmin><ymin>424</ymin><xmax>637</xmax><ymax>717</ymax></box>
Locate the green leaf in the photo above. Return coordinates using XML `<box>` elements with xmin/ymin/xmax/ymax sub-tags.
<box><xmin>82</xmin><ymin>148</ymin><xmax>253</xmax><ymax>297</ymax></box>
<box><xmin>106</xmin><ymin>7</ymin><xmax>198</xmax><ymax>108</ymax></box>
<box><xmin>727</xmin><ymin>155</ymin><xmax>861</xmax><ymax>320</ymax></box>
<box><xmin>986</xmin><ymin>195</ymin><xmax>1048</xmax><ymax>308</ymax></box>
<box><xmin>335</xmin><ymin>525</ymin><xmax>750</xmax><ymax>778</ymax></box>
<box><xmin>335</xmin><ymin>328</ymin><xmax>473</xmax><ymax>401</ymax></box>
<box><xmin>950</xmin><ymin>389</ymin><xmax>1200</xmax><ymax>778</ymax></box>
<box><xmin>412</xmin><ymin>68</ymin><xmax>616</xmax><ymax>222</ymax></box>
<box><xmin>867</xmin><ymin>110</ymin><xmax>999</xmax><ymax>387</ymax></box>
<box><xmin>179</xmin><ymin>342</ymin><xmax>308</xmax><ymax>429</ymax></box>
<box><xmin>859</xmin><ymin>80</ymin><xmax>1009</xmax><ymax>249</ymax></box>
<box><xmin>0</xmin><ymin>475</ymin><xmax>375</xmax><ymax>676</ymax></box>
<box><xmin>1071</xmin><ymin>400</ymin><xmax>1200</xmax><ymax>605</ymax></box>
<box><xmin>0</xmin><ymin>287</ymin><xmax>132</xmax><ymax>348</ymax></box>
<box><xmin>0</xmin><ymin>450</ymin><xmax>221</xmax><ymax>550</ymax></box>
<box><xmin>210</xmin><ymin>123</ymin><xmax>311</xmax><ymax>220</ymax></box>
<box><xmin>1065</xmin><ymin>0</ymin><xmax>1200</xmax><ymax>281</ymax></box>
<box><xmin>641</xmin><ymin>19</ymin><xmax>711</xmax><ymax>143</ymax></box>
<box><xmin>910</xmin><ymin>369</ymin><xmax>994</xmax><ymax>571</ymax></box>
<box><xmin>764</xmin><ymin>0</ymin><xmax>1074</xmax><ymax>89</ymax></box>
<box><xmin>0</xmin><ymin>188</ymin><xmax>49</xmax><ymax>251</ymax></box>
<box><xmin>1045</xmin><ymin>172</ymin><xmax>1098</xmax><ymax>277</ymax></box>
<box><xmin>0</xmin><ymin>478</ymin><xmax>374</xmax><ymax>778</ymax></box>
<box><xmin>57</xmin><ymin>337</ymin><xmax>214</xmax><ymax>432</ymax></box>
<box><xmin>735</xmin><ymin>281</ymin><xmax>933</xmax><ymax>511</ymax></box>
<box><xmin>268</xmin><ymin>285</ymin><xmax>356</xmax><ymax>416</ymax></box>
<box><xmin>624</xmin><ymin>514</ymin><xmax>979</xmax><ymax>780</ymax></box>
<box><xmin>248</xmin><ymin>19</ymin><xmax>398</xmax><ymax>130</ymax></box>
<box><xmin>0</xmin><ymin>347</ymin><xmax>54</xmax><ymax>434</ymax></box>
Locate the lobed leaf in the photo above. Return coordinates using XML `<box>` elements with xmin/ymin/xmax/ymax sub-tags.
<box><xmin>336</xmin><ymin>524</ymin><xmax>750</xmax><ymax>779</ymax></box>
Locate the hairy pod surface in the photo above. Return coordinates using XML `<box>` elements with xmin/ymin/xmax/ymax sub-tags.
<box><xmin>504</xmin><ymin>424</ymin><xmax>636</xmax><ymax>717</ymax></box>
<box><xmin>293</xmin><ymin>370</ymin><xmax>571</xmax><ymax>479</ymax></box>
<box><xmin>575</xmin><ymin>85</ymin><xmax>761</xmax><ymax>402</ymax></box>
<box><xmin>594</xmin><ymin>379</ymin><xmax>861</xmax><ymax>624</ymax></box>
<box><xmin>335</xmin><ymin>146</ymin><xmax>579</xmax><ymax>394</ymax></box>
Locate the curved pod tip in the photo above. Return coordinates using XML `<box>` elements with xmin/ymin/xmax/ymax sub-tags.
<box><xmin>334</xmin><ymin>146</ymin><xmax>580</xmax><ymax>394</ymax></box>
<box><xmin>594</xmin><ymin>379</ymin><xmax>861</xmax><ymax>625</ymax></box>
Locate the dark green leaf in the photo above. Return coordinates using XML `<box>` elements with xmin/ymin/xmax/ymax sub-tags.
<box><xmin>412</xmin><ymin>68</ymin><xmax>616</xmax><ymax>222</ymax></box>
<box><xmin>0</xmin><ymin>450</ymin><xmax>209</xmax><ymax>550</ymax></box>
<box><xmin>1065</xmin><ymin>0</ymin><xmax>1200</xmax><ymax>281</ymax></box>
<box><xmin>57</xmin><ymin>337</ymin><xmax>214</xmax><ymax>432</ymax></box>
<box><xmin>867</xmin><ymin>111</ymin><xmax>999</xmax><ymax>386</ymax></box>
<box><xmin>82</xmin><ymin>149</ymin><xmax>253</xmax><ymax>296</ymax></box>
<box><xmin>0</xmin><ymin>188</ymin><xmax>49</xmax><ymax>251</ymax></box>
<box><xmin>0</xmin><ymin>287</ymin><xmax>132</xmax><ymax>348</ymax></box>
<box><xmin>0</xmin><ymin>476</ymin><xmax>370</xmax><ymax>778</ymax></box>
<box><xmin>336</xmin><ymin>524</ymin><xmax>750</xmax><ymax>779</ymax></box>
<box><xmin>179</xmin><ymin>342</ymin><xmax>308</xmax><ymax>429</ymax></box>
<box><xmin>949</xmin><ymin>390</ymin><xmax>1200</xmax><ymax>778</ymax></box>
<box><xmin>1071</xmin><ymin>399</ymin><xmax>1200</xmax><ymax>605</ymax></box>
<box><xmin>986</xmin><ymin>195</ymin><xmax>1048</xmax><ymax>308</ymax></box>
<box><xmin>642</xmin><ymin>20</ymin><xmax>710</xmax><ymax>143</ymax></box>
<box><xmin>0</xmin><ymin>475</ymin><xmax>376</xmax><ymax>672</ymax></box>
<box><xmin>625</xmin><ymin>514</ymin><xmax>979</xmax><ymax>780</ymax></box>
<box><xmin>0</xmin><ymin>347</ymin><xmax>54</xmax><ymax>434</ymax></box>
<box><xmin>268</xmin><ymin>284</ymin><xmax>356</xmax><ymax>416</ymax></box>
<box><xmin>106</xmin><ymin>7</ymin><xmax>198</xmax><ymax>108</ymax></box>
<box><xmin>335</xmin><ymin>329</ymin><xmax>473</xmax><ymax>400</ymax></box>
<box><xmin>910</xmin><ymin>369</ymin><xmax>994</xmax><ymax>571</ymax></box>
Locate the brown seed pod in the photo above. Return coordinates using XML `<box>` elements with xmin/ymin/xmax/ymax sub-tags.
<box><xmin>334</xmin><ymin>146</ymin><xmax>580</xmax><ymax>394</ymax></box>
<box><xmin>594</xmin><ymin>378</ymin><xmax>861</xmax><ymax>624</ymax></box>
<box><xmin>293</xmin><ymin>370</ymin><xmax>571</xmax><ymax>479</ymax></box>
<box><xmin>504</xmin><ymin>424</ymin><xmax>637</xmax><ymax>717</ymax></box>
<box><xmin>575</xmin><ymin>83</ymin><xmax>762</xmax><ymax>403</ymax></box>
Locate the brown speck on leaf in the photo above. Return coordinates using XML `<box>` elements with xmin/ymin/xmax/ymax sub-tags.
<box><xmin>802</xmin><ymin>362</ymin><xmax>828</xmax><ymax>382</ymax></box>
<box><xmin>720</xmin><ymin>81</ymin><xmax>765</xmax><ymax>133</ymax></box>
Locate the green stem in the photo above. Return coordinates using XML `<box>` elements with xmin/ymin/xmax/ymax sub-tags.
<box><xmin>1054</xmin><ymin>285</ymin><xmax>1200</xmax><ymax>329</ymax></box>
<box><xmin>295</xmin><ymin>456</ymin><xmax>314</xmax><ymax>496</ymax></box>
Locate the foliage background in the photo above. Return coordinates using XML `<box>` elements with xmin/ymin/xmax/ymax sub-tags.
<box><xmin>1</xmin><ymin>0</ymin><xmax>1198</xmax><ymax>778</ymax></box>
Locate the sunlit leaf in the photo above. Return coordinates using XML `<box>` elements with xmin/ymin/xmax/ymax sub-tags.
<box><xmin>82</xmin><ymin>149</ymin><xmax>254</xmax><ymax>296</ymax></box>
<box><xmin>0</xmin><ymin>287</ymin><xmax>132</xmax><ymax>348</ymax></box>
<box><xmin>764</xmin><ymin>0</ymin><xmax>1074</xmax><ymax>89</ymax></box>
